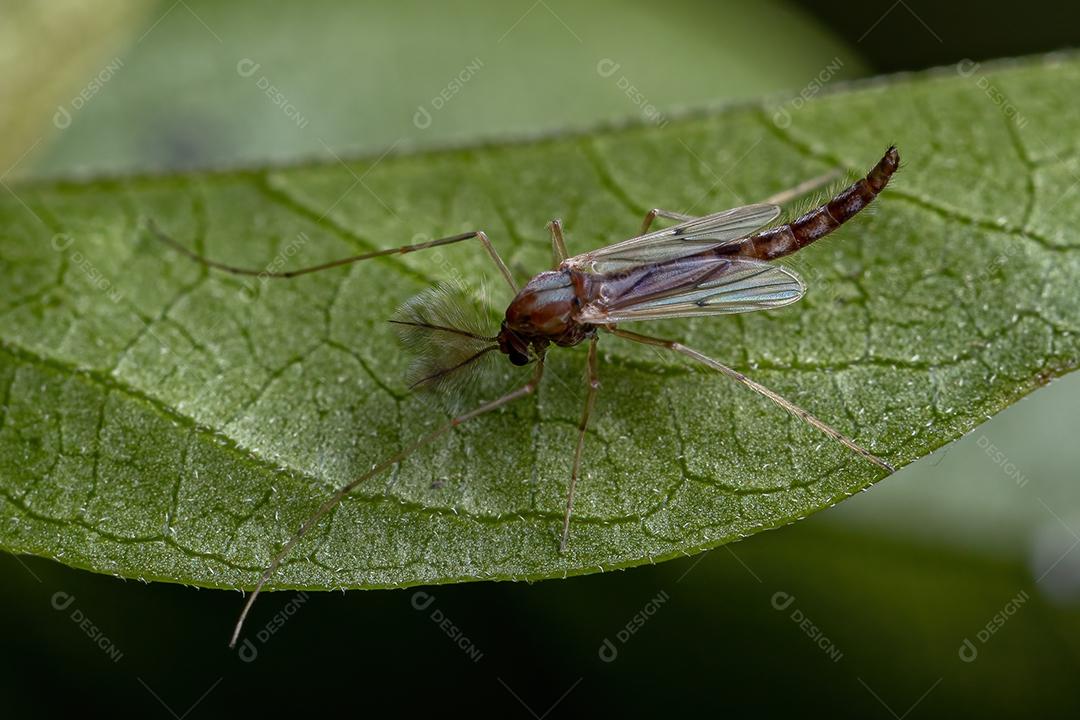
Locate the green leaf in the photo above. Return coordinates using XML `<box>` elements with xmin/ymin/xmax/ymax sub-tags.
<box><xmin>2</xmin><ymin>54</ymin><xmax>1078</xmax><ymax>590</ymax></box>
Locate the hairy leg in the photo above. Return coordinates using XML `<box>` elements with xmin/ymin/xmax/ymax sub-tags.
<box><xmin>560</xmin><ymin>335</ymin><xmax>600</xmax><ymax>552</ymax></box>
<box><xmin>146</xmin><ymin>219</ymin><xmax>519</xmax><ymax>292</ymax></box>
<box><xmin>757</xmin><ymin>168</ymin><xmax>842</xmax><ymax>206</ymax></box>
<box><xmin>548</xmin><ymin>219</ymin><xmax>569</xmax><ymax>265</ymax></box>
<box><xmin>639</xmin><ymin>208</ymin><xmax>697</xmax><ymax>235</ymax></box>
<box><xmin>229</xmin><ymin>359</ymin><xmax>546</xmax><ymax>648</ymax></box>
<box><xmin>638</xmin><ymin>168</ymin><xmax>842</xmax><ymax>235</ymax></box>
<box><xmin>607</xmin><ymin>327</ymin><xmax>894</xmax><ymax>472</ymax></box>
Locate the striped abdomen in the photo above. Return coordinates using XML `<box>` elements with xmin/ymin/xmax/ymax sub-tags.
<box><xmin>726</xmin><ymin>146</ymin><xmax>899</xmax><ymax>261</ymax></box>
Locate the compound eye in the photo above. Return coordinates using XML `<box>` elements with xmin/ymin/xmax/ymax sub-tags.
<box><xmin>509</xmin><ymin>351</ymin><xmax>530</xmax><ymax>366</ymax></box>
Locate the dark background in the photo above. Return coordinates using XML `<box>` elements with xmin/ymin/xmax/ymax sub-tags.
<box><xmin>4</xmin><ymin>1</ymin><xmax>1079</xmax><ymax>716</ymax></box>
<box><xmin>801</xmin><ymin>1</ymin><xmax>1080</xmax><ymax>73</ymax></box>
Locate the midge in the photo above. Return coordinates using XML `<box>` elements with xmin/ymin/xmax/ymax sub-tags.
<box><xmin>149</xmin><ymin>145</ymin><xmax>900</xmax><ymax>647</ymax></box>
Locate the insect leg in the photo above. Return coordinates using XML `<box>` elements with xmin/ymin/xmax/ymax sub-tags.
<box><xmin>547</xmin><ymin>219</ymin><xmax>569</xmax><ymax>265</ymax></box>
<box><xmin>638</xmin><ymin>168</ymin><xmax>843</xmax><ymax>234</ymax></box>
<box><xmin>607</xmin><ymin>328</ymin><xmax>894</xmax><ymax>472</ymax></box>
<box><xmin>640</xmin><ymin>208</ymin><xmax>698</xmax><ymax>235</ymax></box>
<box><xmin>229</xmin><ymin>358</ymin><xmax>546</xmax><ymax>648</ymax></box>
<box><xmin>560</xmin><ymin>335</ymin><xmax>600</xmax><ymax>552</ymax></box>
<box><xmin>757</xmin><ymin>168</ymin><xmax>842</xmax><ymax>206</ymax></box>
<box><xmin>146</xmin><ymin>218</ymin><xmax>519</xmax><ymax>292</ymax></box>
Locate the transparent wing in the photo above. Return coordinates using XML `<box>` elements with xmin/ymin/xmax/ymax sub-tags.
<box><xmin>577</xmin><ymin>256</ymin><xmax>805</xmax><ymax>323</ymax></box>
<box><xmin>563</xmin><ymin>203</ymin><xmax>780</xmax><ymax>274</ymax></box>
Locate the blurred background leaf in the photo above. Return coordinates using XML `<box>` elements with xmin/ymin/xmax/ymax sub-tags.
<box><xmin>0</xmin><ymin>0</ymin><xmax>148</xmax><ymax>171</ymax></box>
<box><xmin>21</xmin><ymin>0</ymin><xmax>866</xmax><ymax>175</ymax></box>
<box><xmin>3</xmin><ymin>0</ymin><xmax>1080</xmax><ymax>716</ymax></box>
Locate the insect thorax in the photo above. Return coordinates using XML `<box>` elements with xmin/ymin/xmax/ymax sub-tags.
<box><xmin>502</xmin><ymin>270</ymin><xmax>597</xmax><ymax>351</ymax></box>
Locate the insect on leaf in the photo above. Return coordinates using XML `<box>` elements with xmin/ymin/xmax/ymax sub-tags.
<box><xmin>1</xmin><ymin>54</ymin><xmax>1079</xmax><ymax>591</ymax></box>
